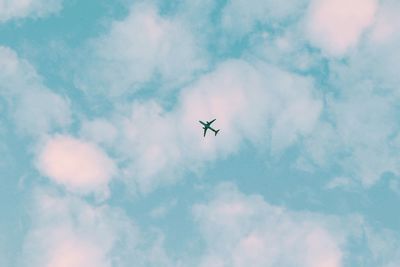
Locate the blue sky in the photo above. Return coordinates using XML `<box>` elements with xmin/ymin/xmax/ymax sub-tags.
<box><xmin>1</xmin><ymin>0</ymin><xmax>400</xmax><ymax>266</ymax></box>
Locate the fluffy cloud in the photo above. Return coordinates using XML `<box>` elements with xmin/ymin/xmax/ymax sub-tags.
<box><xmin>299</xmin><ymin>0</ymin><xmax>400</xmax><ymax>187</ymax></box>
<box><xmin>177</xmin><ymin>60</ymin><xmax>321</xmax><ymax>154</ymax></box>
<box><xmin>0</xmin><ymin>0</ymin><xmax>63</xmax><ymax>22</ymax></box>
<box><xmin>37</xmin><ymin>135</ymin><xmax>116</xmax><ymax>197</ymax></box>
<box><xmin>0</xmin><ymin>46</ymin><xmax>71</xmax><ymax>137</ymax></box>
<box><xmin>22</xmin><ymin>189</ymin><xmax>176</xmax><ymax>267</ymax></box>
<box><xmin>192</xmin><ymin>183</ymin><xmax>400</xmax><ymax>266</ymax></box>
<box><xmin>355</xmin><ymin>0</ymin><xmax>400</xmax><ymax>92</ymax></box>
<box><xmin>300</xmin><ymin>81</ymin><xmax>400</xmax><ymax>186</ymax></box>
<box><xmin>369</xmin><ymin>3</ymin><xmax>400</xmax><ymax>44</ymax></box>
<box><xmin>193</xmin><ymin>183</ymin><xmax>347</xmax><ymax>267</ymax></box>
<box><xmin>75</xmin><ymin>2</ymin><xmax>206</xmax><ymax>97</ymax></box>
<box><xmin>100</xmin><ymin>59</ymin><xmax>321</xmax><ymax>193</ymax></box>
<box><xmin>306</xmin><ymin>0</ymin><xmax>378</xmax><ymax>56</ymax></box>
<box><xmin>36</xmin><ymin>229</ymin><xmax>110</xmax><ymax>267</ymax></box>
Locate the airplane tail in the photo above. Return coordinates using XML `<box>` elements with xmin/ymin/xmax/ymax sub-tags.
<box><xmin>215</xmin><ymin>129</ymin><xmax>220</xmax><ymax>136</ymax></box>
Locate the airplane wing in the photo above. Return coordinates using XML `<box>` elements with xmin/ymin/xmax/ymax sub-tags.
<box><xmin>209</xmin><ymin>119</ymin><xmax>216</xmax><ymax>125</ymax></box>
<box><xmin>203</xmin><ymin>128</ymin><xmax>207</xmax><ymax>137</ymax></box>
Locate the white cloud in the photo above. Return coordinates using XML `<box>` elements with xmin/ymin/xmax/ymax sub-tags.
<box><xmin>221</xmin><ymin>0</ymin><xmax>307</xmax><ymax>38</ymax></box>
<box><xmin>80</xmin><ymin>119</ymin><xmax>118</xmax><ymax>147</ymax></box>
<box><xmin>369</xmin><ymin>1</ymin><xmax>400</xmax><ymax>44</ymax></box>
<box><xmin>117</xmin><ymin>100</ymin><xmax>185</xmax><ymax>193</ymax></box>
<box><xmin>296</xmin><ymin>0</ymin><xmax>400</xmax><ymax>188</ymax></box>
<box><xmin>192</xmin><ymin>183</ymin><xmax>349</xmax><ymax>267</ymax></box>
<box><xmin>37</xmin><ymin>135</ymin><xmax>116</xmax><ymax>197</ymax></box>
<box><xmin>362</xmin><ymin>226</ymin><xmax>400</xmax><ymax>266</ymax></box>
<box><xmin>178</xmin><ymin>60</ymin><xmax>321</xmax><ymax>154</ymax></box>
<box><xmin>357</xmin><ymin>0</ymin><xmax>400</xmax><ymax>91</ymax></box>
<box><xmin>328</xmin><ymin>88</ymin><xmax>397</xmax><ymax>186</ymax></box>
<box><xmin>75</xmin><ymin>2</ymin><xmax>207</xmax><ymax>97</ymax></box>
<box><xmin>299</xmin><ymin>23</ymin><xmax>400</xmax><ymax>186</ymax></box>
<box><xmin>39</xmin><ymin>229</ymin><xmax>110</xmax><ymax>267</ymax></box>
<box><xmin>306</xmin><ymin>0</ymin><xmax>378</xmax><ymax>56</ymax></box>
<box><xmin>105</xmin><ymin>59</ymin><xmax>321</xmax><ymax>193</ymax></box>
<box><xmin>22</xmin><ymin>189</ymin><xmax>177</xmax><ymax>267</ymax></box>
<box><xmin>192</xmin><ymin>182</ymin><xmax>400</xmax><ymax>266</ymax></box>
<box><xmin>249</xmin><ymin>27</ymin><xmax>318</xmax><ymax>73</ymax></box>
<box><xmin>325</xmin><ymin>176</ymin><xmax>354</xmax><ymax>190</ymax></box>
<box><xmin>0</xmin><ymin>46</ymin><xmax>71</xmax><ymax>137</ymax></box>
<box><xmin>0</xmin><ymin>0</ymin><xmax>63</xmax><ymax>22</ymax></box>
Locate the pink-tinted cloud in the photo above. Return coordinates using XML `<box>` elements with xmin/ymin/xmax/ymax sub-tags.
<box><xmin>109</xmin><ymin>60</ymin><xmax>321</xmax><ymax>193</ymax></box>
<box><xmin>369</xmin><ymin>0</ymin><xmax>400</xmax><ymax>44</ymax></box>
<box><xmin>37</xmin><ymin>135</ymin><xmax>116</xmax><ymax>196</ymax></box>
<box><xmin>22</xmin><ymin>189</ymin><xmax>177</xmax><ymax>267</ymax></box>
<box><xmin>44</xmin><ymin>228</ymin><xmax>110</xmax><ymax>267</ymax></box>
<box><xmin>306</xmin><ymin>0</ymin><xmax>378</xmax><ymax>56</ymax></box>
<box><xmin>193</xmin><ymin>183</ymin><xmax>346</xmax><ymax>267</ymax></box>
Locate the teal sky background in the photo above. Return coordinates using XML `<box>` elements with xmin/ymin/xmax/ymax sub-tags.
<box><xmin>1</xmin><ymin>0</ymin><xmax>400</xmax><ymax>266</ymax></box>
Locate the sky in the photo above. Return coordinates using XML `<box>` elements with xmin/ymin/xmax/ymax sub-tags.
<box><xmin>1</xmin><ymin>0</ymin><xmax>400</xmax><ymax>266</ymax></box>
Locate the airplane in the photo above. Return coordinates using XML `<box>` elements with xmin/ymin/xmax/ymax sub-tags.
<box><xmin>199</xmin><ymin>119</ymin><xmax>220</xmax><ymax>137</ymax></box>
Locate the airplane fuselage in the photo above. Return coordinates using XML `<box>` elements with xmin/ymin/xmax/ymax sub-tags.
<box><xmin>199</xmin><ymin>120</ymin><xmax>220</xmax><ymax>137</ymax></box>
<box><xmin>203</xmin><ymin>125</ymin><xmax>218</xmax><ymax>133</ymax></box>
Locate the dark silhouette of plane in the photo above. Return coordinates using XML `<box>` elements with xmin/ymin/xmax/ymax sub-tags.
<box><xmin>199</xmin><ymin>119</ymin><xmax>220</xmax><ymax>137</ymax></box>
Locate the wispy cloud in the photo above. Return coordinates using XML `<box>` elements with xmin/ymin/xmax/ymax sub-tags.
<box><xmin>4</xmin><ymin>0</ymin><xmax>400</xmax><ymax>265</ymax></box>
<box><xmin>0</xmin><ymin>46</ymin><xmax>71</xmax><ymax>137</ymax></box>
<box><xmin>75</xmin><ymin>2</ymin><xmax>207</xmax><ymax>97</ymax></box>
<box><xmin>82</xmin><ymin>59</ymin><xmax>321</xmax><ymax>193</ymax></box>
<box><xmin>22</xmin><ymin>188</ymin><xmax>177</xmax><ymax>267</ymax></box>
<box><xmin>300</xmin><ymin>82</ymin><xmax>400</xmax><ymax>186</ymax></box>
<box><xmin>149</xmin><ymin>198</ymin><xmax>178</xmax><ymax>219</ymax></box>
<box><xmin>298</xmin><ymin>0</ymin><xmax>400</xmax><ymax>187</ymax></box>
<box><xmin>0</xmin><ymin>0</ymin><xmax>63</xmax><ymax>22</ymax></box>
<box><xmin>221</xmin><ymin>0</ymin><xmax>307</xmax><ymax>38</ymax></box>
<box><xmin>193</xmin><ymin>183</ymin><xmax>345</xmax><ymax>267</ymax></box>
<box><xmin>192</xmin><ymin>182</ymin><xmax>400</xmax><ymax>266</ymax></box>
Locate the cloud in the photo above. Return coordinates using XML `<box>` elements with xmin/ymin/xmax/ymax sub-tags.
<box><xmin>306</xmin><ymin>0</ymin><xmax>378</xmax><ymax>56</ymax></box>
<box><xmin>97</xmin><ymin>59</ymin><xmax>321</xmax><ymax>193</ymax></box>
<box><xmin>80</xmin><ymin>119</ymin><xmax>118</xmax><ymax>147</ymax></box>
<box><xmin>325</xmin><ymin>176</ymin><xmax>354</xmax><ymax>190</ymax></box>
<box><xmin>0</xmin><ymin>0</ymin><xmax>63</xmax><ymax>22</ymax></box>
<box><xmin>300</xmin><ymin>82</ymin><xmax>400</xmax><ymax>186</ymax></box>
<box><xmin>37</xmin><ymin>229</ymin><xmax>110</xmax><ymax>267</ymax></box>
<box><xmin>149</xmin><ymin>198</ymin><xmax>178</xmax><ymax>219</ymax></box>
<box><xmin>361</xmin><ymin>226</ymin><xmax>400</xmax><ymax>266</ymax></box>
<box><xmin>75</xmin><ymin>2</ymin><xmax>207</xmax><ymax>97</ymax></box>
<box><xmin>0</xmin><ymin>46</ymin><xmax>71</xmax><ymax>137</ymax></box>
<box><xmin>192</xmin><ymin>182</ymin><xmax>400</xmax><ymax>266</ymax></box>
<box><xmin>369</xmin><ymin>1</ymin><xmax>400</xmax><ymax>44</ymax></box>
<box><xmin>298</xmin><ymin>0</ymin><xmax>400</xmax><ymax>186</ymax></box>
<box><xmin>177</xmin><ymin>60</ymin><xmax>321</xmax><ymax>154</ymax></box>
<box><xmin>356</xmin><ymin>0</ymin><xmax>400</xmax><ymax>92</ymax></box>
<box><xmin>22</xmin><ymin>188</ymin><xmax>176</xmax><ymax>267</ymax></box>
<box><xmin>221</xmin><ymin>0</ymin><xmax>307</xmax><ymax>38</ymax></box>
<box><xmin>37</xmin><ymin>135</ymin><xmax>116</xmax><ymax>197</ymax></box>
<box><xmin>0</xmin><ymin>237</ymin><xmax>6</xmax><ymax>267</ymax></box>
<box><xmin>193</xmin><ymin>183</ymin><xmax>347</xmax><ymax>267</ymax></box>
